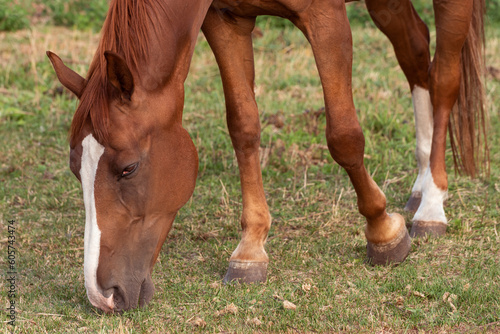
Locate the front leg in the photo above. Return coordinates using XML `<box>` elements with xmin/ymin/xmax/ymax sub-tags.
<box><xmin>202</xmin><ymin>9</ymin><xmax>270</xmax><ymax>283</ymax></box>
<box><xmin>293</xmin><ymin>0</ymin><xmax>411</xmax><ymax>264</ymax></box>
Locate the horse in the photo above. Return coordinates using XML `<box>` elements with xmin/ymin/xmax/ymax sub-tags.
<box><xmin>47</xmin><ymin>0</ymin><xmax>487</xmax><ymax>313</ymax></box>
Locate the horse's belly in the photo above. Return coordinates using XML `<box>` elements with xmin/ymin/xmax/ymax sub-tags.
<box><xmin>211</xmin><ymin>0</ymin><xmax>313</xmax><ymax>17</ymax></box>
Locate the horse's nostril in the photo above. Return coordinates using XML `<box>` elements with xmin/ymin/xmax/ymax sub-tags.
<box><xmin>112</xmin><ymin>286</ymin><xmax>126</xmax><ymax>312</ymax></box>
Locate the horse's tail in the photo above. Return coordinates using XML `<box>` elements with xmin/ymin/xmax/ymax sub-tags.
<box><xmin>448</xmin><ymin>0</ymin><xmax>489</xmax><ymax>177</ymax></box>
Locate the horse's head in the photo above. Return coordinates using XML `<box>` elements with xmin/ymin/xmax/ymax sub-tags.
<box><xmin>47</xmin><ymin>51</ymin><xmax>198</xmax><ymax>312</ymax></box>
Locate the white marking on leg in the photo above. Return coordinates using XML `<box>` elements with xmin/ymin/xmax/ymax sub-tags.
<box><xmin>411</xmin><ymin>86</ymin><xmax>433</xmax><ymax>194</ymax></box>
<box><xmin>413</xmin><ymin>166</ymin><xmax>447</xmax><ymax>223</ymax></box>
<box><xmin>80</xmin><ymin>134</ymin><xmax>114</xmax><ymax>311</ymax></box>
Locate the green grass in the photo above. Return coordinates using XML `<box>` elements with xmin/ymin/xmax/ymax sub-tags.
<box><xmin>1</xmin><ymin>16</ymin><xmax>499</xmax><ymax>334</ymax></box>
<box><xmin>0</xmin><ymin>0</ymin><xmax>30</xmax><ymax>31</ymax></box>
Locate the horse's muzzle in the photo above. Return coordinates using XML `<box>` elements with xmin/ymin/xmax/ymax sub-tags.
<box><xmin>96</xmin><ymin>275</ymin><xmax>155</xmax><ymax>313</ymax></box>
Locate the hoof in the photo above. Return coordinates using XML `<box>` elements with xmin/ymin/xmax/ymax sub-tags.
<box><xmin>367</xmin><ymin>226</ymin><xmax>411</xmax><ymax>265</ymax></box>
<box><xmin>410</xmin><ymin>221</ymin><xmax>447</xmax><ymax>238</ymax></box>
<box><xmin>223</xmin><ymin>261</ymin><xmax>268</xmax><ymax>284</ymax></box>
<box><xmin>404</xmin><ymin>191</ymin><xmax>422</xmax><ymax>213</ymax></box>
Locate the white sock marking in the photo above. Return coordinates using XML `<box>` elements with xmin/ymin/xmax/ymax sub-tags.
<box><xmin>411</xmin><ymin>86</ymin><xmax>433</xmax><ymax>194</ymax></box>
<box><xmin>413</xmin><ymin>166</ymin><xmax>448</xmax><ymax>223</ymax></box>
<box><xmin>80</xmin><ymin>134</ymin><xmax>114</xmax><ymax>311</ymax></box>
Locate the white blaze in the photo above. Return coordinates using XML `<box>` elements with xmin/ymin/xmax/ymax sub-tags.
<box><xmin>80</xmin><ymin>134</ymin><xmax>114</xmax><ymax>311</ymax></box>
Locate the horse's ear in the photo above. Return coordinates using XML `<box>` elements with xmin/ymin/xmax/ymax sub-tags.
<box><xmin>104</xmin><ymin>51</ymin><xmax>134</xmax><ymax>101</ymax></box>
<box><xmin>46</xmin><ymin>51</ymin><xmax>86</xmax><ymax>99</ymax></box>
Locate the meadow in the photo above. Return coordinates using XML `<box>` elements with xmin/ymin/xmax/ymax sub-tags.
<box><xmin>1</xmin><ymin>1</ymin><xmax>499</xmax><ymax>333</ymax></box>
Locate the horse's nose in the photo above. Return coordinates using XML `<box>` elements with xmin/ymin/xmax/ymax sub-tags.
<box><xmin>96</xmin><ymin>285</ymin><xmax>130</xmax><ymax>313</ymax></box>
<box><xmin>109</xmin><ymin>286</ymin><xmax>127</xmax><ymax>312</ymax></box>
<box><xmin>99</xmin><ymin>277</ymin><xmax>154</xmax><ymax>312</ymax></box>
<box><xmin>86</xmin><ymin>288</ymin><xmax>115</xmax><ymax>313</ymax></box>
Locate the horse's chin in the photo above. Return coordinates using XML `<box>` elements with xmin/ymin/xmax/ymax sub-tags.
<box><xmin>138</xmin><ymin>275</ymin><xmax>155</xmax><ymax>307</ymax></box>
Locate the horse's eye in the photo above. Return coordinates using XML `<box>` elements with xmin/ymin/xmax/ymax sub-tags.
<box><xmin>121</xmin><ymin>163</ymin><xmax>138</xmax><ymax>177</ymax></box>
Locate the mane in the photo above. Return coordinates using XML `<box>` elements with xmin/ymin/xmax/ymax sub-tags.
<box><xmin>70</xmin><ymin>0</ymin><xmax>169</xmax><ymax>147</ymax></box>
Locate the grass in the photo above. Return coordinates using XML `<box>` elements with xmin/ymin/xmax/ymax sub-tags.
<box><xmin>0</xmin><ymin>14</ymin><xmax>499</xmax><ymax>334</ymax></box>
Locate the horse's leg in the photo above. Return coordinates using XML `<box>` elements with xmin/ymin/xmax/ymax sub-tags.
<box><xmin>365</xmin><ymin>0</ymin><xmax>433</xmax><ymax>213</ymax></box>
<box><xmin>202</xmin><ymin>9</ymin><xmax>270</xmax><ymax>282</ymax></box>
<box><xmin>409</xmin><ymin>0</ymin><xmax>474</xmax><ymax>237</ymax></box>
<box><xmin>293</xmin><ymin>0</ymin><xmax>410</xmax><ymax>265</ymax></box>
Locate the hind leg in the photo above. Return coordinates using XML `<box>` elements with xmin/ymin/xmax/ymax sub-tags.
<box><xmin>366</xmin><ymin>0</ymin><xmax>433</xmax><ymax>213</ymax></box>
<box><xmin>293</xmin><ymin>0</ymin><xmax>410</xmax><ymax>265</ymax></box>
<box><xmin>367</xmin><ymin>0</ymin><xmax>474</xmax><ymax>237</ymax></box>
<box><xmin>202</xmin><ymin>9</ymin><xmax>270</xmax><ymax>282</ymax></box>
<box><xmin>411</xmin><ymin>0</ymin><xmax>474</xmax><ymax>237</ymax></box>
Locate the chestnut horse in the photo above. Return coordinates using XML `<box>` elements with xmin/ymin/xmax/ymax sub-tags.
<box><xmin>47</xmin><ymin>0</ymin><xmax>486</xmax><ymax>312</ymax></box>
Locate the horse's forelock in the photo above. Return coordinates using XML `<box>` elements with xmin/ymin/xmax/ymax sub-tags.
<box><xmin>70</xmin><ymin>0</ymin><xmax>169</xmax><ymax>147</ymax></box>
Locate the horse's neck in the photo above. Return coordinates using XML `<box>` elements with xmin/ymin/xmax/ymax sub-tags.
<box><xmin>137</xmin><ymin>0</ymin><xmax>213</xmax><ymax>91</ymax></box>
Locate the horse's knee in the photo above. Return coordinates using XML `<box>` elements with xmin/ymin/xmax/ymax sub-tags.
<box><xmin>326</xmin><ymin>122</ymin><xmax>365</xmax><ymax>170</ymax></box>
<box><xmin>227</xmin><ymin>109</ymin><xmax>261</xmax><ymax>151</ymax></box>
